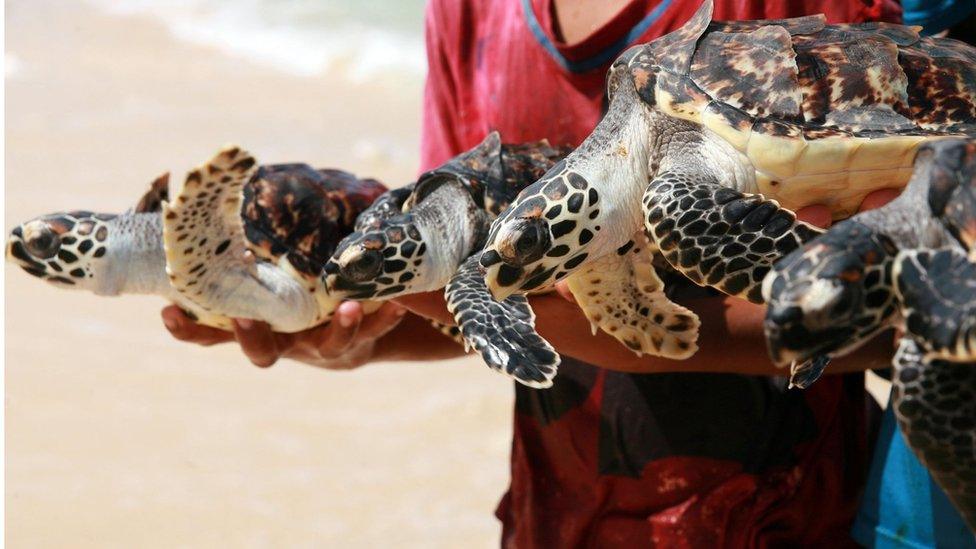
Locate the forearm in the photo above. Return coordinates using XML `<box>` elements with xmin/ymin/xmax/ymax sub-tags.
<box><xmin>398</xmin><ymin>293</ymin><xmax>893</xmax><ymax>375</ymax></box>
<box><xmin>371</xmin><ymin>313</ymin><xmax>466</xmax><ymax>362</ymax></box>
<box><xmin>392</xmin><ymin>289</ymin><xmax>895</xmax><ymax>376</ymax></box>
<box><xmin>532</xmin><ymin>293</ymin><xmax>894</xmax><ymax>375</ymax></box>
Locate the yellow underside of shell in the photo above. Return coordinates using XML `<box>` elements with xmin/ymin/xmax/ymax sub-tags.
<box><xmin>662</xmin><ymin>81</ymin><xmax>950</xmax><ymax>219</ymax></box>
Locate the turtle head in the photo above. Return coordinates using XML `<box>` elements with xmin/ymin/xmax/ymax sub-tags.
<box><xmin>481</xmin><ymin>160</ymin><xmax>603</xmax><ymax>301</ymax></box>
<box><xmin>762</xmin><ymin>219</ymin><xmax>900</xmax><ymax>366</ymax></box>
<box><xmin>7</xmin><ymin>211</ymin><xmax>119</xmax><ymax>292</ymax></box>
<box><xmin>924</xmin><ymin>139</ymin><xmax>976</xmax><ymax>255</ymax></box>
<box><xmin>482</xmin><ymin>39</ymin><xmax>664</xmax><ymax>301</ymax></box>
<box><xmin>323</xmin><ymin>216</ymin><xmax>428</xmax><ymax>300</ymax></box>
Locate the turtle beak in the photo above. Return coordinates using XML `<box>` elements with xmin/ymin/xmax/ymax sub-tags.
<box><xmin>487</xmin><ymin>277</ymin><xmax>518</xmax><ymax>302</ymax></box>
<box><xmin>480</xmin><ymin>247</ymin><xmax>525</xmax><ymax>302</ymax></box>
<box><xmin>484</xmin><ymin>263</ymin><xmax>518</xmax><ymax>302</ymax></box>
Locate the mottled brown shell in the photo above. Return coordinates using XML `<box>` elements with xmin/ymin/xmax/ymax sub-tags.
<box><xmin>241</xmin><ymin>164</ymin><xmax>387</xmax><ymax>277</ymax></box>
<box><xmin>624</xmin><ymin>0</ymin><xmax>976</xmax><ymax>217</ymax></box>
<box><xmin>412</xmin><ymin>132</ymin><xmax>572</xmax><ymax>218</ymax></box>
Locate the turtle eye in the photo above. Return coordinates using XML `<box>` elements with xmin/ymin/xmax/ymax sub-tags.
<box><xmin>340</xmin><ymin>248</ymin><xmax>383</xmax><ymax>282</ymax></box>
<box><xmin>516</xmin><ymin>228</ymin><xmax>539</xmax><ymax>255</ymax></box>
<box><xmin>24</xmin><ymin>227</ymin><xmax>61</xmax><ymax>259</ymax></box>
<box><xmin>498</xmin><ymin>218</ymin><xmax>550</xmax><ymax>266</ymax></box>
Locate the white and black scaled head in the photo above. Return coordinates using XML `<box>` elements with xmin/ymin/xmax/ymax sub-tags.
<box><xmin>479</xmin><ymin>46</ymin><xmax>649</xmax><ymax>301</ymax></box>
<box><xmin>7</xmin><ymin>172</ymin><xmax>168</xmax><ymax>295</ymax></box>
<box><xmin>479</xmin><ymin>161</ymin><xmax>601</xmax><ymax>300</ymax></box>
<box><xmin>322</xmin><ymin>215</ymin><xmax>428</xmax><ymax>299</ymax></box>
<box><xmin>762</xmin><ymin>219</ymin><xmax>901</xmax><ymax>366</ymax></box>
<box><xmin>7</xmin><ymin>210</ymin><xmax>117</xmax><ymax>291</ymax></box>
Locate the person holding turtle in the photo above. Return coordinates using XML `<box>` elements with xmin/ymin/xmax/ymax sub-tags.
<box><xmin>164</xmin><ymin>0</ymin><xmax>911</xmax><ymax>545</ymax></box>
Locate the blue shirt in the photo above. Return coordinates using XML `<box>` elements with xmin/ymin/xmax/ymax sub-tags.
<box><xmin>900</xmin><ymin>0</ymin><xmax>974</xmax><ymax>35</ymax></box>
<box><xmin>852</xmin><ymin>400</ymin><xmax>975</xmax><ymax>548</ymax></box>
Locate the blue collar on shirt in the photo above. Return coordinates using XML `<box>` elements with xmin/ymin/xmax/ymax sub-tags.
<box><xmin>521</xmin><ymin>0</ymin><xmax>673</xmax><ymax>73</ymax></box>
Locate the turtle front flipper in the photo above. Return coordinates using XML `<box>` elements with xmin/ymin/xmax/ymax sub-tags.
<box><xmin>446</xmin><ymin>253</ymin><xmax>559</xmax><ymax>388</ymax></box>
<box><xmin>891</xmin><ymin>338</ymin><xmax>976</xmax><ymax>530</ymax></box>
<box><xmin>642</xmin><ymin>169</ymin><xmax>823</xmax><ymax>303</ymax></box>
<box><xmin>894</xmin><ymin>248</ymin><xmax>976</xmax><ymax>362</ymax></box>
<box><xmin>566</xmin><ymin>233</ymin><xmax>699</xmax><ymax>358</ymax></box>
<box><xmin>162</xmin><ymin>146</ymin><xmax>328</xmax><ymax>333</ymax></box>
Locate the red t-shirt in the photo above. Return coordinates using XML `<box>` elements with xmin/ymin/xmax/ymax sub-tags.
<box><xmin>420</xmin><ymin>1</ymin><xmax>898</xmax><ymax>546</ymax></box>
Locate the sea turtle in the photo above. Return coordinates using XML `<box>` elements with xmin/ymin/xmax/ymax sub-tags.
<box><xmin>762</xmin><ymin>140</ymin><xmax>970</xmax><ymax>378</ymax></box>
<box><xmin>7</xmin><ymin>146</ymin><xmax>387</xmax><ymax>332</ymax></box>
<box><xmin>323</xmin><ymin>132</ymin><xmax>571</xmax><ymax>387</ymax></box>
<box><xmin>476</xmin><ymin>0</ymin><xmax>976</xmax><ymax>366</ymax></box>
<box><xmin>764</xmin><ymin>139</ymin><xmax>976</xmax><ymax>530</ymax></box>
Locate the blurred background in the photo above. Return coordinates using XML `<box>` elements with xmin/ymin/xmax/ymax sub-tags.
<box><xmin>5</xmin><ymin>1</ymin><xmax>513</xmax><ymax>546</ymax></box>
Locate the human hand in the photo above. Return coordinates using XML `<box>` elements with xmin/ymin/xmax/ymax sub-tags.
<box><xmin>794</xmin><ymin>187</ymin><xmax>901</xmax><ymax>229</ymax></box>
<box><xmin>161</xmin><ymin>301</ymin><xmax>407</xmax><ymax>369</ymax></box>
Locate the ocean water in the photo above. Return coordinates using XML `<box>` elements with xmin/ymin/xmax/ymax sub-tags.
<box><xmin>86</xmin><ymin>0</ymin><xmax>428</xmax><ymax>81</ymax></box>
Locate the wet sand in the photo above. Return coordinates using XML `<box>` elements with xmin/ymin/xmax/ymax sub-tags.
<box><xmin>5</xmin><ymin>2</ymin><xmax>512</xmax><ymax>547</ymax></box>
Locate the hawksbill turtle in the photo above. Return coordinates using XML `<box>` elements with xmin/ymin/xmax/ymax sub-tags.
<box><xmin>764</xmin><ymin>139</ymin><xmax>976</xmax><ymax>530</ymax></box>
<box><xmin>323</xmin><ymin>132</ymin><xmax>571</xmax><ymax>387</ymax></box>
<box><xmin>7</xmin><ymin>146</ymin><xmax>387</xmax><ymax>332</ymax></box>
<box><xmin>472</xmin><ymin>0</ymin><xmax>976</xmax><ymax>367</ymax></box>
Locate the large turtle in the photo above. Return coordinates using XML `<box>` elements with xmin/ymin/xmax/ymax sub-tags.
<box><xmin>7</xmin><ymin>146</ymin><xmax>387</xmax><ymax>332</ymax></box>
<box><xmin>473</xmin><ymin>0</ymin><xmax>976</xmax><ymax>368</ymax></box>
<box><xmin>765</xmin><ymin>139</ymin><xmax>976</xmax><ymax>530</ymax></box>
<box><xmin>323</xmin><ymin>133</ymin><xmax>571</xmax><ymax>387</ymax></box>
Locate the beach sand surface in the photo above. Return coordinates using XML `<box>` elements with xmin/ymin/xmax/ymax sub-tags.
<box><xmin>5</xmin><ymin>2</ymin><xmax>512</xmax><ymax>547</ymax></box>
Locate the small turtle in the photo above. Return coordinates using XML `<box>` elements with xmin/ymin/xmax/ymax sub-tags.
<box><xmin>323</xmin><ymin>133</ymin><xmax>571</xmax><ymax>387</ymax></box>
<box><xmin>478</xmin><ymin>0</ymin><xmax>976</xmax><ymax>365</ymax></box>
<box><xmin>762</xmin><ymin>141</ymin><xmax>968</xmax><ymax>375</ymax></box>
<box><xmin>766</xmin><ymin>139</ymin><xmax>976</xmax><ymax>529</ymax></box>
<box><xmin>7</xmin><ymin>146</ymin><xmax>387</xmax><ymax>332</ymax></box>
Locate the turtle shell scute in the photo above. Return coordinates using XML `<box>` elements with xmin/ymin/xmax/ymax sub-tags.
<box><xmin>707</xmin><ymin>14</ymin><xmax>825</xmax><ymax>36</ymax></box>
<box><xmin>242</xmin><ymin>164</ymin><xmax>387</xmax><ymax>278</ymax></box>
<box><xmin>620</xmin><ymin>1</ymin><xmax>975</xmax><ymax>139</ymax></box>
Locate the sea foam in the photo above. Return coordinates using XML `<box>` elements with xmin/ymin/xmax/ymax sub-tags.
<box><xmin>86</xmin><ymin>0</ymin><xmax>427</xmax><ymax>82</ymax></box>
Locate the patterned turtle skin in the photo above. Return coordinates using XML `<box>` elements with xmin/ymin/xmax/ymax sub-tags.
<box><xmin>894</xmin><ymin>140</ymin><xmax>976</xmax><ymax>363</ymax></box>
<box><xmin>890</xmin><ymin>341</ymin><xmax>975</xmax><ymax>532</ymax></box>
<box><xmin>324</xmin><ymin>133</ymin><xmax>571</xmax><ymax>386</ymax></box>
<box><xmin>765</xmin><ymin>139</ymin><xmax>976</xmax><ymax>531</ymax></box>
<box><xmin>478</xmin><ymin>0</ymin><xmax>976</xmax><ymax>367</ymax></box>
<box><xmin>7</xmin><ymin>148</ymin><xmax>387</xmax><ymax>332</ymax></box>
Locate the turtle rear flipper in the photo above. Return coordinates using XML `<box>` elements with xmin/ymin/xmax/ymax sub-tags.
<box><xmin>891</xmin><ymin>338</ymin><xmax>976</xmax><ymax>530</ymax></box>
<box><xmin>446</xmin><ymin>253</ymin><xmax>559</xmax><ymax>388</ymax></box>
<box><xmin>162</xmin><ymin>146</ymin><xmax>326</xmax><ymax>333</ymax></box>
<box><xmin>566</xmin><ymin>233</ymin><xmax>699</xmax><ymax>358</ymax></box>
<box><xmin>894</xmin><ymin>248</ymin><xmax>976</xmax><ymax>362</ymax></box>
<box><xmin>642</xmin><ymin>168</ymin><xmax>823</xmax><ymax>303</ymax></box>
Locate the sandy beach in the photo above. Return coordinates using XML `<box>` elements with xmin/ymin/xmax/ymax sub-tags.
<box><xmin>5</xmin><ymin>1</ymin><xmax>512</xmax><ymax>547</ymax></box>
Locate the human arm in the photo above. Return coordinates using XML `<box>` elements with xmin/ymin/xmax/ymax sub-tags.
<box><xmin>397</xmin><ymin>189</ymin><xmax>902</xmax><ymax>376</ymax></box>
<box><xmin>162</xmin><ymin>300</ymin><xmax>464</xmax><ymax>369</ymax></box>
